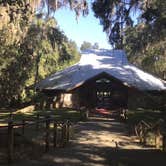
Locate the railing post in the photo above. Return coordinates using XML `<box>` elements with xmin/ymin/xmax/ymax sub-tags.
<box><xmin>53</xmin><ymin>121</ymin><xmax>57</xmax><ymax>148</ymax></box>
<box><xmin>61</xmin><ymin>122</ymin><xmax>66</xmax><ymax>147</ymax></box>
<box><xmin>139</xmin><ymin>125</ymin><xmax>143</xmax><ymax>143</ymax></box>
<box><xmin>64</xmin><ymin>122</ymin><xmax>67</xmax><ymax>146</ymax></box>
<box><xmin>45</xmin><ymin>116</ymin><xmax>50</xmax><ymax>152</ymax></box>
<box><xmin>8</xmin><ymin>119</ymin><xmax>14</xmax><ymax>164</ymax></box>
<box><xmin>36</xmin><ymin>114</ymin><xmax>39</xmax><ymax>131</ymax></box>
<box><xmin>22</xmin><ymin>119</ymin><xmax>25</xmax><ymax>136</ymax></box>
<box><xmin>9</xmin><ymin>111</ymin><xmax>13</xmax><ymax>119</ymax></box>
<box><xmin>162</xmin><ymin>134</ymin><xmax>166</xmax><ymax>152</ymax></box>
<box><xmin>66</xmin><ymin>120</ymin><xmax>70</xmax><ymax>143</ymax></box>
<box><xmin>155</xmin><ymin>126</ymin><xmax>161</xmax><ymax>149</ymax></box>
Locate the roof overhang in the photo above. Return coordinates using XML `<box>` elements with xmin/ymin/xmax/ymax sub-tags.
<box><xmin>36</xmin><ymin>49</ymin><xmax>166</xmax><ymax>92</ymax></box>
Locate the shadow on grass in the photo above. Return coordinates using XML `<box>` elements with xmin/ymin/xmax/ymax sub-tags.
<box><xmin>1</xmin><ymin>112</ymin><xmax>166</xmax><ymax>166</ymax></box>
<box><xmin>9</xmin><ymin>143</ymin><xmax>166</xmax><ymax>166</ymax></box>
<box><xmin>0</xmin><ymin>108</ymin><xmax>82</xmax><ymax>125</ymax></box>
<box><xmin>127</xmin><ymin>109</ymin><xmax>163</xmax><ymax>125</ymax></box>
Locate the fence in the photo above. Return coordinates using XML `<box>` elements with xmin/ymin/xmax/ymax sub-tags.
<box><xmin>0</xmin><ymin>114</ymin><xmax>71</xmax><ymax>164</ymax></box>
<box><xmin>134</xmin><ymin>119</ymin><xmax>166</xmax><ymax>151</ymax></box>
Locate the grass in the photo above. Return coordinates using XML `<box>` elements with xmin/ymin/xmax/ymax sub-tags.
<box><xmin>0</xmin><ymin>108</ymin><xmax>81</xmax><ymax>164</ymax></box>
<box><xmin>127</xmin><ymin>108</ymin><xmax>164</xmax><ymax>126</ymax></box>
<box><xmin>0</xmin><ymin>108</ymin><xmax>81</xmax><ymax>126</ymax></box>
<box><xmin>126</xmin><ymin>109</ymin><xmax>166</xmax><ymax>148</ymax></box>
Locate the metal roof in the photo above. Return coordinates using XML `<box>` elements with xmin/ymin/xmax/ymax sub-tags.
<box><xmin>36</xmin><ymin>49</ymin><xmax>166</xmax><ymax>91</ymax></box>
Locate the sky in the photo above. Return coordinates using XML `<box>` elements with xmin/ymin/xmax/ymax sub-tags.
<box><xmin>54</xmin><ymin>5</ymin><xmax>112</xmax><ymax>49</ymax></box>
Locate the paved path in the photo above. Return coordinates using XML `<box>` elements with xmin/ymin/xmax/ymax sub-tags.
<box><xmin>11</xmin><ymin>117</ymin><xmax>166</xmax><ymax>166</ymax></box>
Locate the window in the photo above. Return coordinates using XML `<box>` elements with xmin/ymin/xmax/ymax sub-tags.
<box><xmin>96</xmin><ymin>78</ymin><xmax>110</xmax><ymax>83</ymax></box>
<box><xmin>96</xmin><ymin>91</ymin><xmax>111</xmax><ymax>97</ymax></box>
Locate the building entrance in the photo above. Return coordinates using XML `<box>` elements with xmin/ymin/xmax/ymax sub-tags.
<box><xmin>95</xmin><ymin>77</ymin><xmax>127</xmax><ymax>109</ymax></box>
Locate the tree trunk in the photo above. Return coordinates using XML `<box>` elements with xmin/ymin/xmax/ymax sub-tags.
<box><xmin>34</xmin><ymin>54</ymin><xmax>41</xmax><ymax>90</ymax></box>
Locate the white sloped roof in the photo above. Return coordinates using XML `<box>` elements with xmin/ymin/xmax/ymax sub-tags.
<box><xmin>36</xmin><ymin>49</ymin><xmax>166</xmax><ymax>91</ymax></box>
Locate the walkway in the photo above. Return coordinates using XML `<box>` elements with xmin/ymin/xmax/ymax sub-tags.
<box><xmin>12</xmin><ymin>117</ymin><xmax>166</xmax><ymax>166</ymax></box>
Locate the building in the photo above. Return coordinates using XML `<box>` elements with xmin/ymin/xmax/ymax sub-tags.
<box><xmin>36</xmin><ymin>49</ymin><xmax>166</xmax><ymax>110</ymax></box>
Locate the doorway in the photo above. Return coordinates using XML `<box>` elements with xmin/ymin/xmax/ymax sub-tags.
<box><xmin>95</xmin><ymin>77</ymin><xmax>128</xmax><ymax>109</ymax></box>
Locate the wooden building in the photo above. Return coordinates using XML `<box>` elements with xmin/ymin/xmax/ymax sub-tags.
<box><xmin>37</xmin><ymin>49</ymin><xmax>166</xmax><ymax>110</ymax></box>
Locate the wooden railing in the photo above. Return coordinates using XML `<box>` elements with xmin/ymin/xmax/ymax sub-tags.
<box><xmin>0</xmin><ymin>114</ymin><xmax>72</xmax><ymax>164</ymax></box>
<box><xmin>134</xmin><ymin>119</ymin><xmax>166</xmax><ymax>151</ymax></box>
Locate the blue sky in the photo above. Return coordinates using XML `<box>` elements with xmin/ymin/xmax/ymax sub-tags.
<box><xmin>54</xmin><ymin>5</ymin><xmax>112</xmax><ymax>49</ymax></box>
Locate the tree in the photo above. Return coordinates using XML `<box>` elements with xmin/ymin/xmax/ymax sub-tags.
<box><xmin>123</xmin><ymin>0</ymin><xmax>166</xmax><ymax>78</ymax></box>
<box><xmin>0</xmin><ymin>2</ymin><xmax>81</xmax><ymax>107</ymax></box>
<box><xmin>92</xmin><ymin>0</ymin><xmax>136</xmax><ymax>48</ymax></box>
<box><xmin>92</xmin><ymin>0</ymin><xmax>166</xmax><ymax>78</ymax></box>
<box><xmin>80</xmin><ymin>41</ymin><xmax>92</xmax><ymax>51</ymax></box>
<box><xmin>39</xmin><ymin>0</ymin><xmax>89</xmax><ymax>19</ymax></box>
<box><xmin>93</xmin><ymin>42</ymin><xmax>99</xmax><ymax>49</ymax></box>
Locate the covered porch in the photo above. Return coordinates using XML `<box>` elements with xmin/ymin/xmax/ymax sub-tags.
<box><xmin>53</xmin><ymin>72</ymin><xmax>129</xmax><ymax>110</ymax></box>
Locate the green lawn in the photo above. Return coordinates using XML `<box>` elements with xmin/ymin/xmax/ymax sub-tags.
<box><xmin>0</xmin><ymin>108</ymin><xmax>81</xmax><ymax>126</ymax></box>
<box><xmin>127</xmin><ymin>109</ymin><xmax>164</xmax><ymax>126</ymax></box>
<box><xmin>126</xmin><ymin>109</ymin><xmax>166</xmax><ymax>148</ymax></box>
<box><xmin>0</xmin><ymin>108</ymin><xmax>81</xmax><ymax>163</ymax></box>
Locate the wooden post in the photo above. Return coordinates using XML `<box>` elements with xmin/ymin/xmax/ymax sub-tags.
<box><xmin>9</xmin><ymin>111</ymin><xmax>13</xmax><ymax>119</ymax></box>
<box><xmin>45</xmin><ymin>116</ymin><xmax>50</xmax><ymax>152</ymax></box>
<box><xmin>139</xmin><ymin>125</ymin><xmax>143</xmax><ymax>143</ymax></box>
<box><xmin>162</xmin><ymin>134</ymin><xmax>166</xmax><ymax>152</ymax></box>
<box><xmin>61</xmin><ymin>123</ymin><xmax>66</xmax><ymax>147</ymax></box>
<box><xmin>61</xmin><ymin>123</ymin><xmax>64</xmax><ymax>147</ymax></box>
<box><xmin>36</xmin><ymin>114</ymin><xmax>39</xmax><ymax>131</ymax></box>
<box><xmin>155</xmin><ymin>126</ymin><xmax>161</xmax><ymax>149</ymax></box>
<box><xmin>8</xmin><ymin>119</ymin><xmax>14</xmax><ymax>164</ymax></box>
<box><xmin>53</xmin><ymin>122</ymin><xmax>57</xmax><ymax>148</ymax></box>
<box><xmin>22</xmin><ymin>119</ymin><xmax>25</xmax><ymax>136</ymax></box>
<box><xmin>122</xmin><ymin>109</ymin><xmax>127</xmax><ymax>121</ymax></box>
<box><xmin>64</xmin><ymin>123</ymin><xmax>67</xmax><ymax>145</ymax></box>
<box><xmin>142</xmin><ymin>128</ymin><xmax>146</xmax><ymax>145</ymax></box>
<box><xmin>66</xmin><ymin>121</ymin><xmax>70</xmax><ymax>143</ymax></box>
<box><xmin>85</xmin><ymin>109</ymin><xmax>89</xmax><ymax>120</ymax></box>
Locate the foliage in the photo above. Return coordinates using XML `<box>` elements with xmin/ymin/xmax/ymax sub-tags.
<box><xmin>0</xmin><ymin>2</ymin><xmax>80</xmax><ymax>107</ymax></box>
<box><xmin>80</xmin><ymin>41</ymin><xmax>92</xmax><ymax>51</ymax></box>
<box><xmin>127</xmin><ymin>109</ymin><xmax>163</xmax><ymax>125</ymax></box>
<box><xmin>92</xmin><ymin>0</ymin><xmax>137</xmax><ymax>48</ymax></box>
<box><xmin>38</xmin><ymin>0</ymin><xmax>89</xmax><ymax>19</ymax></box>
<box><xmin>92</xmin><ymin>0</ymin><xmax>166</xmax><ymax>78</ymax></box>
<box><xmin>0</xmin><ymin>108</ymin><xmax>81</xmax><ymax>125</ymax></box>
<box><xmin>80</xmin><ymin>41</ymin><xmax>99</xmax><ymax>50</ymax></box>
<box><xmin>124</xmin><ymin>18</ymin><xmax>166</xmax><ymax>77</ymax></box>
<box><xmin>93</xmin><ymin>42</ymin><xmax>99</xmax><ymax>49</ymax></box>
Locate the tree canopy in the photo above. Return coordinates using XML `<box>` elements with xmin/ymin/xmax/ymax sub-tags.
<box><xmin>80</xmin><ymin>41</ymin><xmax>99</xmax><ymax>50</ymax></box>
<box><xmin>80</xmin><ymin>41</ymin><xmax>92</xmax><ymax>50</ymax></box>
<box><xmin>92</xmin><ymin>0</ymin><xmax>166</xmax><ymax>78</ymax></box>
<box><xmin>0</xmin><ymin>1</ymin><xmax>80</xmax><ymax>107</ymax></box>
